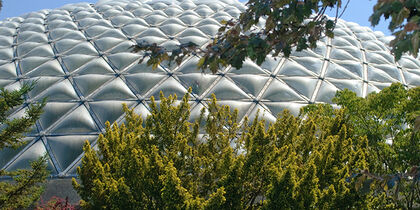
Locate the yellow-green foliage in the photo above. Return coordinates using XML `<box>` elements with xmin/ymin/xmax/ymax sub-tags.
<box><xmin>73</xmin><ymin>90</ymin><xmax>377</xmax><ymax>209</ymax></box>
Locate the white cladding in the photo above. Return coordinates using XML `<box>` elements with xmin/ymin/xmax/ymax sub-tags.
<box><xmin>0</xmin><ymin>0</ymin><xmax>419</xmax><ymax>177</ymax></box>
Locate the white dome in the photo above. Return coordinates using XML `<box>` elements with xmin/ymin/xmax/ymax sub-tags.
<box><xmin>0</xmin><ymin>0</ymin><xmax>419</xmax><ymax>177</ymax></box>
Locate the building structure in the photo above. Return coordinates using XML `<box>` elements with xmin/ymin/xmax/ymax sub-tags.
<box><xmin>0</xmin><ymin>0</ymin><xmax>419</xmax><ymax>181</ymax></box>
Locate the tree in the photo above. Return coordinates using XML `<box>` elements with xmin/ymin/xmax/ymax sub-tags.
<box><xmin>0</xmin><ymin>83</ymin><xmax>49</xmax><ymax>209</ymax></box>
<box><xmin>73</xmin><ymin>90</ymin><xmax>377</xmax><ymax>209</ymax></box>
<box><xmin>329</xmin><ymin>83</ymin><xmax>420</xmax><ymax>209</ymax></box>
<box><xmin>304</xmin><ymin>83</ymin><xmax>420</xmax><ymax>209</ymax></box>
<box><xmin>132</xmin><ymin>0</ymin><xmax>420</xmax><ymax>73</ymax></box>
<box><xmin>332</xmin><ymin>83</ymin><xmax>420</xmax><ymax>173</ymax></box>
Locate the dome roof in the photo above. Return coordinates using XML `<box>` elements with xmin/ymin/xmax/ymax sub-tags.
<box><xmin>0</xmin><ymin>0</ymin><xmax>419</xmax><ymax>177</ymax></box>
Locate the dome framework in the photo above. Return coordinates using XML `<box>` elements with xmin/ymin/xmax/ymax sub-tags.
<box><xmin>0</xmin><ymin>0</ymin><xmax>419</xmax><ymax>177</ymax></box>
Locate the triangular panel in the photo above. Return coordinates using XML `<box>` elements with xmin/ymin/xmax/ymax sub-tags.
<box><xmin>89</xmin><ymin>77</ymin><xmax>137</xmax><ymax>100</ymax></box>
<box><xmin>38</xmin><ymin>102</ymin><xmax>79</xmax><ymax>130</ymax></box>
<box><xmin>49</xmin><ymin>105</ymin><xmax>99</xmax><ymax>134</ymax></box>
<box><xmin>281</xmin><ymin>77</ymin><xmax>318</xmax><ymax>99</ymax></box>
<box><xmin>204</xmin><ymin>77</ymin><xmax>250</xmax><ymax>100</ymax></box>
<box><xmin>177</xmin><ymin>73</ymin><xmax>218</xmax><ymax>96</ymax></box>
<box><xmin>90</xmin><ymin>100</ymin><xmax>136</xmax><ymax>126</ymax></box>
<box><xmin>47</xmin><ymin>135</ymin><xmax>97</xmax><ymax>172</ymax></box>
<box><xmin>261</xmin><ymin>79</ymin><xmax>305</xmax><ymax>102</ymax></box>
<box><xmin>73</xmin><ymin>74</ymin><xmax>114</xmax><ymax>97</ymax></box>
<box><xmin>147</xmin><ymin>76</ymin><xmax>188</xmax><ymax>98</ymax></box>
<box><xmin>229</xmin><ymin>74</ymin><xmax>269</xmax><ymax>97</ymax></box>
<box><xmin>125</xmin><ymin>73</ymin><xmax>167</xmax><ymax>96</ymax></box>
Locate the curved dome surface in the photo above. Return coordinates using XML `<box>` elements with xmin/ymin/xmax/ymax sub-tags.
<box><xmin>0</xmin><ymin>0</ymin><xmax>419</xmax><ymax>177</ymax></box>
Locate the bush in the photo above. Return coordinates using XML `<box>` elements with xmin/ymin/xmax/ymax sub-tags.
<box><xmin>36</xmin><ymin>196</ymin><xmax>78</xmax><ymax>210</ymax></box>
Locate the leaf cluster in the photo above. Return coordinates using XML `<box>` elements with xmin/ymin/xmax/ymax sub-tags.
<box><xmin>134</xmin><ymin>0</ymin><xmax>420</xmax><ymax>72</ymax></box>
<box><xmin>132</xmin><ymin>0</ymin><xmax>344</xmax><ymax>73</ymax></box>
<box><xmin>74</xmin><ymin>90</ymin><xmax>375</xmax><ymax>209</ymax></box>
<box><xmin>370</xmin><ymin>0</ymin><xmax>420</xmax><ymax>59</ymax></box>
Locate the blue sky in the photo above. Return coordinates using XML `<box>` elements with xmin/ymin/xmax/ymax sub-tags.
<box><xmin>0</xmin><ymin>0</ymin><xmax>392</xmax><ymax>36</ymax></box>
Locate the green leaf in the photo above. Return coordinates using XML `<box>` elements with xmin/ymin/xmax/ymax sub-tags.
<box><xmin>326</xmin><ymin>30</ymin><xmax>334</xmax><ymax>38</ymax></box>
<box><xmin>360</xmin><ymin>179</ymin><xmax>374</xmax><ymax>195</ymax></box>
<box><xmin>197</xmin><ymin>57</ymin><xmax>206</xmax><ymax>68</ymax></box>
<box><xmin>326</xmin><ymin>20</ymin><xmax>335</xmax><ymax>30</ymax></box>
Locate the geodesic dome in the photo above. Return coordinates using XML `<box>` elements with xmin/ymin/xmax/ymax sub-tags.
<box><xmin>0</xmin><ymin>0</ymin><xmax>419</xmax><ymax>177</ymax></box>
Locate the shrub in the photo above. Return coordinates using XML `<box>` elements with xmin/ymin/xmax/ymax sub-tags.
<box><xmin>35</xmin><ymin>196</ymin><xmax>78</xmax><ymax>210</ymax></box>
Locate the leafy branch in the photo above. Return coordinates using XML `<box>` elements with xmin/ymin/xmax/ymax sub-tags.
<box><xmin>131</xmin><ymin>0</ymin><xmax>347</xmax><ymax>73</ymax></box>
<box><xmin>351</xmin><ymin>166</ymin><xmax>420</xmax><ymax>209</ymax></box>
<box><xmin>370</xmin><ymin>0</ymin><xmax>420</xmax><ymax>60</ymax></box>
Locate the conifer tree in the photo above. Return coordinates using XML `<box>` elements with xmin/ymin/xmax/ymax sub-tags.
<box><xmin>0</xmin><ymin>83</ymin><xmax>48</xmax><ymax>209</ymax></box>
<box><xmin>73</xmin><ymin>90</ymin><xmax>375</xmax><ymax>209</ymax></box>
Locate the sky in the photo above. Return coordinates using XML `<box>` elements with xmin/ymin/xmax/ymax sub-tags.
<box><xmin>0</xmin><ymin>0</ymin><xmax>392</xmax><ymax>36</ymax></box>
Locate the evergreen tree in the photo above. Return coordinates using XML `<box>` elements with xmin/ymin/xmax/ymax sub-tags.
<box><xmin>0</xmin><ymin>83</ymin><xmax>48</xmax><ymax>209</ymax></box>
<box><xmin>73</xmin><ymin>90</ymin><xmax>374</xmax><ymax>209</ymax></box>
